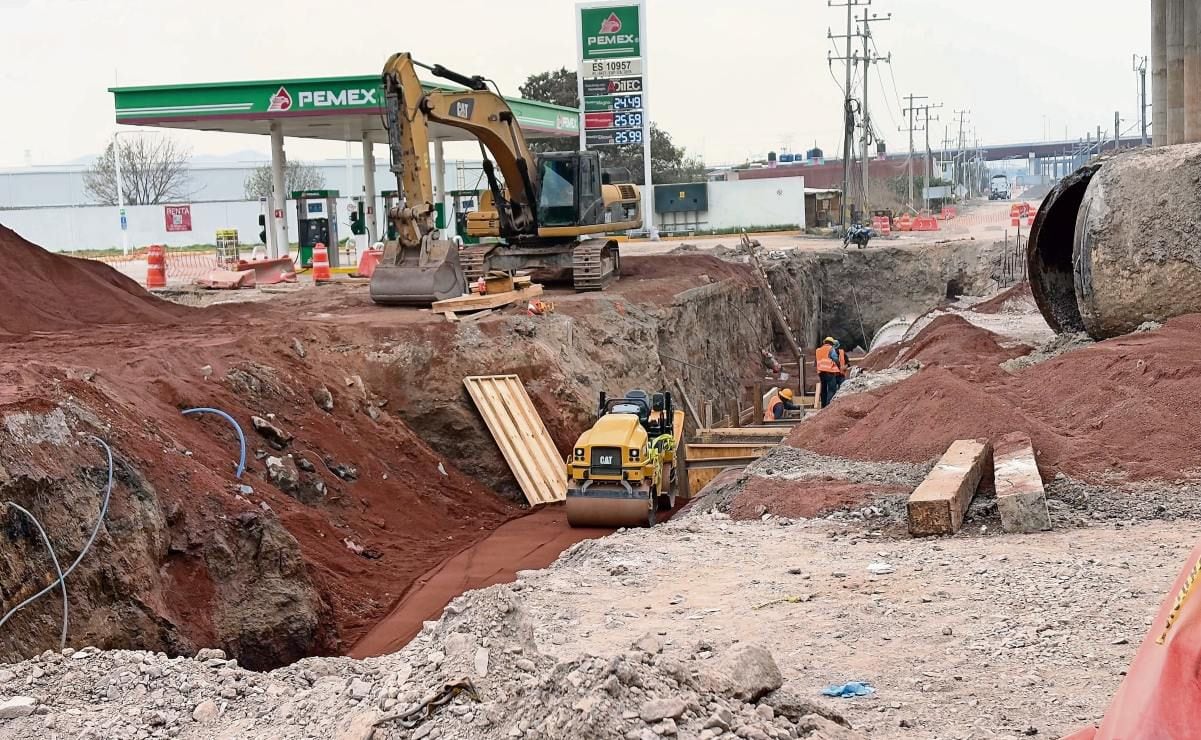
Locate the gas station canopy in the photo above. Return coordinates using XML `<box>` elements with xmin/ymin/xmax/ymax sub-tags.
<box><xmin>110</xmin><ymin>74</ymin><xmax>581</xmax><ymax>142</ymax></box>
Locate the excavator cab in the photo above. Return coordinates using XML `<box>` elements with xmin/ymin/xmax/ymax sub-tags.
<box><xmin>535</xmin><ymin>151</ymin><xmax>605</xmax><ymax>228</ymax></box>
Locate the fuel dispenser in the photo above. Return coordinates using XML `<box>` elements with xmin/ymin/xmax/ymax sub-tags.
<box><xmin>293</xmin><ymin>189</ymin><xmax>340</xmax><ymax>267</ymax></box>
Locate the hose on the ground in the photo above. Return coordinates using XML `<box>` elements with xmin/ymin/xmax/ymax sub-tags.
<box><xmin>181</xmin><ymin>407</ymin><xmax>246</xmax><ymax>479</ymax></box>
<box><xmin>0</xmin><ymin>435</ymin><xmax>114</xmax><ymax>649</ymax></box>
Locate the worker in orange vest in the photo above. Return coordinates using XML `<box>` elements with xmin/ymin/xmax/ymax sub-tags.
<box><xmin>763</xmin><ymin>388</ymin><xmax>799</xmax><ymax>421</ymax></box>
<box><xmin>837</xmin><ymin>344</ymin><xmax>850</xmax><ymax>388</ymax></box>
<box><xmin>816</xmin><ymin>337</ymin><xmax>843</xmax><ymax>408</ymax></box>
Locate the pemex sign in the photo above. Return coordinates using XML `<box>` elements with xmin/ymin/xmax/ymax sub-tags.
<box><xmin>579</xmin><ymin>4</ymin><xmax>641</xmax><ymax>59</ymax></box>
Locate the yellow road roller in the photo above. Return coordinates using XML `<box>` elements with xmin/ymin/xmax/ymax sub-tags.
<box><xmin>565</xmin><ymin>390</ymin><xmax>684</xmax><ymax>528</ymax></box>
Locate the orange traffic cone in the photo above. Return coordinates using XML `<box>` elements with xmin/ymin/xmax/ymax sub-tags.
<box><xmin>146</xmin><ymin>245</ymin><xmax>167</xmax><ymax>289</ymax></box>
<box><xmin>312</xmin><ymin>242</ymin><xmax>332</xmax><ymax>283</ymax></box>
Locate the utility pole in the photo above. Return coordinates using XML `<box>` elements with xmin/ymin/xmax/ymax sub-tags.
<box><xmin>921</xmin><ymin>103</ymin><xmax>943</xmax><ymax>210</ymax></box>
<box><xmin>953</xmin><ymin>110</ymin><xmax>970</xmax><ymax>199</ymax></box>
<box><xmin>900</xmin><ymin>95</ymin><xmax>928</xmax><ymax>210</ymax></box>
<box><xmin>857</xmin><ymin>8</ymin><xmax>890</xmax><ymax>216</ymax></box>
<box><xmin>1133</xmin><ymin>54</ymin><xmax>1149</xmax><ymax>146</ymax></box>
<box><xmin>1115</xmin><ymin>111</ymin><xmax>1121</xmax><ymax>150</ymax></box>
<box><xmin>828</xmin><ymin>0</ymin><xmax>871</xmax><ymax>227</ymax></box>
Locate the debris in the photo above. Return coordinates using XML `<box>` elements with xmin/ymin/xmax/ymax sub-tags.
<box><xmin>753</xmin><ymin>594</ymin><xmax>813</xmax><ymax>610</ymax></box>
<box><xmin>312</xmin><ymin>386</ymin><xmax>334</xmax><ymax>412</ymax></box>
<box><xmin>867</xmin><ymin>562</ymin><xmax>895</xmax><ymax>575</ymax></box>
<box><xmin>250</xmin><ymin>415</ymin><xmax>293</xmax><ymax>450</ymax></box>
<box><xmin>821</xmin><ymin>682</ymin><xmax>876</xmax><ymax>698</ymax></box>
<box><xmin>0</xmin><ymin>697</ymin><xmax>37</xmax><ymax>719</ymax></box>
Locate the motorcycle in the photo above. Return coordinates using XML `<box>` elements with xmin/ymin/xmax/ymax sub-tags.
<box><xmin>842</xmin><ymin>223</ymin><xmax>873</xmax><ymax>250</ymax></box>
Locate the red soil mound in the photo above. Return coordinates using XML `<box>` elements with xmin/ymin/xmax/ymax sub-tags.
<box><xmin>0</xmin><ymin>225</ymin><xmax>192</xmax><ymax>334</ymax></box>
<box><xmin>971</xmin><ymin>282</ymin><xmax>1034</xmax><ymax>314</ymax></box>
<box><xmin>791</xmin><ymin>313</ymin><xmax>1201</xmax><ymax>482</ymax></box>
<box><xmin>621</xmin><ymin>254</ymin><xmax>750</xmax><ymax>283</ymax></box>
<box><xmin>860</xmin><ymin>313</ymin><xmax>1031</xmax><ymax>372</ymax></box>
<box><xmin>729</xmin><ymin>477</ymin><xmax>908</xmax><ymax>520</ymax></box>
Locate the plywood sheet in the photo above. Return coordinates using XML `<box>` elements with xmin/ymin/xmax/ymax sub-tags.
<box><xmin>463</xmin><ymin>374</ymin><xmax>566</xmax><ymax>505</ymax></box>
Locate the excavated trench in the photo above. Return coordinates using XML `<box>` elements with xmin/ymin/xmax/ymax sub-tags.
<box><xmin>0</xmin><ymin>241</ymin><xmax>1007</xmax><ymax>671</ymax></box>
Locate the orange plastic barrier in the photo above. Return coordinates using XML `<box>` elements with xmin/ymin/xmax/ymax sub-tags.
<box><xmin>145</xmin><ymin>245</ymin><xmax>166</xmax><ymax>288</ymax></box>
<box><xmin>871</xmin><ymin>216</ymin><xmax>891</xmax><ymax>236</ymax></box>
<box><xmin>895</xmin><ymin>213</ymin><xmax>913</xmax><ymax>232</ymax></box>
<box><xmin>1061</xmin><ymin>539</ymin><xmax>1201</xmax><ymax>739</ymax></box>
<box><xmin>354</xmin><ymin>248</ymin><xmax>384</xmax><ymax>278</ymax></box>
<box><xmin>312</xmin><ymin>242</ymin><xmax>332</xmax><ymax>283</ymax></box>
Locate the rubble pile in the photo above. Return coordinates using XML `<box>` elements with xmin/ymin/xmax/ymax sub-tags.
<box><xmin>0</xmin><ymin>585</ymin><xmax>858</xmax><ymax>740</ymax></box>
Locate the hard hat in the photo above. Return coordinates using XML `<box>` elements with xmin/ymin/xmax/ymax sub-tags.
<box><xmin>780</xmin><ymin>388</ymin><xmax>795</xmax><ymax>400</ymax></box>
<box><xmin>823</xmin><ymin>336</ymin><xmax>836</xmax><ymax>344</ymax></box>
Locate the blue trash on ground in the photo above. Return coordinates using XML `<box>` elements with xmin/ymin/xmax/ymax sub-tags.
<box><xmin>821</xmin><ymin>681</ymin><xmax>875</xmax><ymax>698</ymax></box>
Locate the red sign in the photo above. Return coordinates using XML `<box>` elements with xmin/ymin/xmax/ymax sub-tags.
<box><xmin>584</xmin><ymin>111</ymin><xmax>615</xmax><ymax>130</ymax></box>
<box><xmin>274</xmin><ymin>208</ymin><xmax>283</xmax><ymax>219</ymax></box>
<box><xmin>164</xmin><ymin>205</ymin><xmax>192</xmax><ymax>233</ymax></box>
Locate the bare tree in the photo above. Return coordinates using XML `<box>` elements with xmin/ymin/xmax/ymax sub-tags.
<box><xmin>85</xmin><ymin>135</ymin><xmax>196</xmax><ymax>205</ymax></box>
<box><xmin>244</xmin><ymin>161</ymin><xmax>326</xmax><ymax>200</ymax></box>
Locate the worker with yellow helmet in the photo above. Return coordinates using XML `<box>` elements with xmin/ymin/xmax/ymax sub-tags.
<box><xmin>816</xmin><ymin>336</ymin><xmax>844</xmax><ymax>408</ymax></box>
<box><xmin>763</xmin><ymin>387</ymin><xmax>800</xmax><ymax>421</ymax></box>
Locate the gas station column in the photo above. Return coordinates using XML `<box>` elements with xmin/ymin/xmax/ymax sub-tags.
<box><xmin>362</xmin><ymin>132</ymin><xmax>378</xmax><ymax>244</ymax></box>
<box><xmin>270</xmin><ymin>122</ymin><xmax>290</xmax><ymax>258</ymax></box>
<box><xmin>433</xmin><ymin>140</ymin><xmax>448</xmax><ymax>235</ymax></box>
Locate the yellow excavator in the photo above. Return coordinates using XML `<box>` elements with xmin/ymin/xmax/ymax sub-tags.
<box><xmin>369</xmin><ymin>53</ymin><xmax>643</xmax><ymax>305</ymax></box>
<box><xmin>565</xmin><ymin>390</ymin><xmax>684</xmax><ymax>528</ymax></box>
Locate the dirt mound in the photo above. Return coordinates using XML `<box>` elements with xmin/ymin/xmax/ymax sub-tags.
<box><xmin>621</xmin><ymin>254</ymin><xmax>750</xmax><ymax>283</ymax></box>
<box><xmin>728</xmin><ymin>477</ymin><xmax>908</xmax><ymax>520</ymax></box>
<box><xmin>860</xmin><ymin>313</ymin><xmax>1031</xmax><ymax>372</ymax></box>
<box><xmin>790</xmin><ymin>313</ymin><xmax>1201</xmax><ymax>482</ymax></box>
<box><xmin>0</xmin><ymin>225</ymin><xmax>193</xmax><ymax>334</ymax></box>
<box><xmin>972</xmin><ymin>281</ymin><xmax>1034</xmax><ymax>314</ymax></box>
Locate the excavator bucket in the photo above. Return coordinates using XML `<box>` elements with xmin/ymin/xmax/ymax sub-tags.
<box><xmin>369</xmin><ymin>238</ymin><xmax>466</xmax><ymax>305</ymax></box>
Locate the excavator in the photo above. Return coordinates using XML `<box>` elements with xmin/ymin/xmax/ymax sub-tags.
<box><xmin>369</xmin><ymin>53</ymin><xmax>643</xmax><ymax>305</ymax></box>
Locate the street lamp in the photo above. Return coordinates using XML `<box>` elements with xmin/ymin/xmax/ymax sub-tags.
<box><xmin>110</xmin><ymin>130</ymin><xmax>133</xmax><ymax>255</ymax></box>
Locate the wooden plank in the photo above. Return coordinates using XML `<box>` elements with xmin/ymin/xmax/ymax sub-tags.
<box><xmin>463</xmin><ymin>374</ymin><xmax>566</xmax><ymax>506</ymax></box>
<box><xmin>907</xmin><ymin>439</ymin><xmax>992</xmax><ymax>536</ymax></box>
<box><xmin>673</xmin><ymin>379</ymin><xmax>703</xmax><ymax>433</ymax></box>
<box><xmin>686</xmin><ymin>444</ymin><xmax>776</xmax><ymax>462</ymax></box>
<box><xmin>433</xmin><ymin>284</ymin><xmax>543</xmax><ymax>314</ymax></box>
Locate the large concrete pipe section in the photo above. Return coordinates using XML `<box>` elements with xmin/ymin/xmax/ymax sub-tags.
<box><xmin>1028</xmin><ymin>144</ymin><xmax>1201</xmax><ymax>339</ymax></box>
<box><xmin>1168</xmin><ymin>0</ymin><xmax>1187</xmax><ymax>144</ymax></box>
<box><xmin>1154</xmin><ymin>0</ymin><xmax>1168</xmax><ymax>146</ymax></box>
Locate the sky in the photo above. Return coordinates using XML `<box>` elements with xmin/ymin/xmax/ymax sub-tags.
<box><xmin>0</xmin><ymin>0</ymin><xmax>1149</xmax><ymax>169</ymax></box>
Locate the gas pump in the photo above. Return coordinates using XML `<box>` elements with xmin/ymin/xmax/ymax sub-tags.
<box><xmin>381</xmin><ymin>190</ymin><xmax>400</xmax><ymax>241</ymax></box>
<box><xmin>293</xmin><ymin>189</ymin><xmax>340</xmax><ymax>267</ymax></box>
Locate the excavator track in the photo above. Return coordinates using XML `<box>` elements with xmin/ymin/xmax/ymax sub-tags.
<box><xmin>572</xmin><ymin>241</ymin><xmax>620</xmax><ymax>292</ymax></box>
<box><xmin>459</xmin><ymin>244</ymin><xmax>497</xmax><ymax>284</ymax></box>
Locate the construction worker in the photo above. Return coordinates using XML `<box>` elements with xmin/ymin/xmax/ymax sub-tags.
<box><xmin>763</xmin><ymin>388</ymin><xmax>800</xmax><ymax>421</ymax></box>
<box><xmin>836</xmin><ymin>343</ymin><xmax>850</xmax><ymax>388</ymax></box>
<box><xmin>816</xmin><ymin>337</ymin><xmax>842</xmax><ymax>408</ymax></box>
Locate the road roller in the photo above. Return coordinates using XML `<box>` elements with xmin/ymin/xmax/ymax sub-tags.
<box><xmin>565</xmin><ymin>390</ymin><xmax>684</xmax><ymax>528</ymax></box>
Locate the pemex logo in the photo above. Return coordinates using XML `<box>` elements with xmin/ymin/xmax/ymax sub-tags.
<box><xmin>267</xmin><ymin>86</ymin><xmax>292</xmax><ymax>112</ymax></box>
<box><xmin>599</xmin><ymin>12</ymin><xmax>621</xmax><ymax>33</ymax></box>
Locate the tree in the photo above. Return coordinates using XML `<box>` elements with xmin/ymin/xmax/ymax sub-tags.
<box><xmin>85</xmin><ymin>135</ymin><xmax>195</xmax><ymax>205</ymax></box>
<box><xmin>518</xmin><ymin>68</ymin><xmax>707</xmax><ymax>184</ymax></box>
<box><xmin>243</xmin><ymin>161</ymin><xmax>326</xmax><ymax>200</ymax></box>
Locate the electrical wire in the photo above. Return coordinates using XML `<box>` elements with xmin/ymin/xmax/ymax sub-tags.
<box><xmin>0</xmin><ymin>435</ymin><xmax>114</xmax><ymax>649</ymax></box>
<box><xmin>2</xmin><ymin>503</ymin><xmax>67</xmax><ymax>649</ymax></box>
<box><xmin>181</xmin><ymin>408</ymin><xmax>247</xmax><ymax>479</ymax></box>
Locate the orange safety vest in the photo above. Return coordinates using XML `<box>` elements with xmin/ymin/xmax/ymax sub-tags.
<box><xmin>816</xmin><ymin>345</ymin><xmax>840</xmax><ymax>374</ymax></box>
<box><xmin>838</xmin><ymin>348</ymin><xmax>849</xmax><ymax>376</ymax></box>
<box><xmin>763</xmin><ymin>394</ymin><xmax>781</xmax><ymax>422</ymax></box>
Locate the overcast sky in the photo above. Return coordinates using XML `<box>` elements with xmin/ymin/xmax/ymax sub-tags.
<box><xmin>0</xmin><ymin>0</ymin><xmax>1149</xmax><ymax>169</ymax></box>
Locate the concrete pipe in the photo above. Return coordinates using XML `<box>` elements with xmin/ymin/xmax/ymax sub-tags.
<box><xmin>869</xmin><ymin>316</ymin><xmax>915</xmax><ymax>352</ymax></box>
<box><xmin>1028</xmin><ymin>143</ymin><xmax>1201</xmax><ymax>339</ymax></box>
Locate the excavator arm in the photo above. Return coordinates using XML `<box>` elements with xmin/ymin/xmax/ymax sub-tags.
<box><xmin>381</xmin><ymin>52</ymin><xmax>540</xmax><ymax>244</ymax></box>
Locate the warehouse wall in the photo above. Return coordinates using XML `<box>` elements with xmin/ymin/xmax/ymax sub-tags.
<box><xmin>655</xmin><ymin>178</ymin><xmax>807</xmax><ymax>233</ymax></box>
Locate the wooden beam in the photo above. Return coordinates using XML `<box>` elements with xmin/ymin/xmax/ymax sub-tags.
<box><xmin>432</xmin><ymin>284</ymin><xmax>543</xmax><ymax>314</ymax></box>
<box><xmin>743</xmin><ymin>234</ymin><xmax>807</xmax><ymax>389</ymax></box>
<box><xmin>673</xmin><ymin>379</ymin><xmax>703</xmax><ymax>434</ymax></box>
<box><xmin>907</xmin><ymin>439</ymin><xmax>992</xmax><ymax>536</ymax></box>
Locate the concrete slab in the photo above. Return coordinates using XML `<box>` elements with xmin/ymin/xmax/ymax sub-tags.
<box><xmin>907</xmin><ymin>439</ymin><xmax>991</xmax><ymax>536</ymax></box>
<box><xmin>994</xmin><ymin>432</ymin><xmax>1051</xmax><ymax>533</ymax></box>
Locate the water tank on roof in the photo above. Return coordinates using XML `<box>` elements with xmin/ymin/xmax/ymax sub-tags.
<box><xmin>806</xmin><ymin>147</ymin><xmax>824</xmax><ymax>160</ymax></box>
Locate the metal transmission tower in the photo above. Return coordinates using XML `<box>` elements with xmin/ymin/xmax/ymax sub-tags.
<box><xmin>828</xmin><ymin>0</ymin><xmax>871</xmax><ymax>226</ymax></box>
<box><xmin>1133</xmin><ymin>54</ymin><xmax>1149</xmax><ymax>146</ymax></box>
<box><xmin>900</xmin><ymin>94</ymin><xmax>928</xmax><ymax>209</ymax></box>
<box><xmin>856</xmin><ymin>8</ymin><xmax>890</xmax><ymax>215</ymax></box>
<box><xmin>953</xmin><ymin>109</ymin><xmax>971</xmax><ymax>197</ymax></box>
